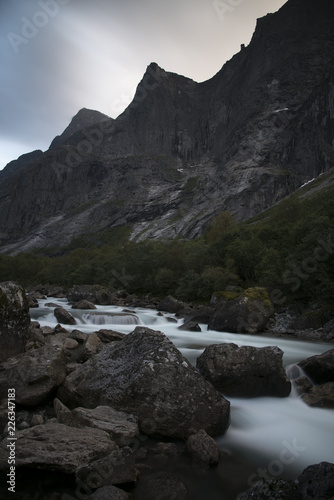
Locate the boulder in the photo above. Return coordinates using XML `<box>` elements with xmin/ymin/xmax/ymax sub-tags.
<box><xmin>64</xmin><ymin>338</ymin><xmax>79</xmax><ymax>350</ymax></box>
<box><xmin>58</xmin><ymin>327</ymin><xmax>230</xmax><ymax>439</ymax></box>
<box><xmin>208</xmin><ymin>288</ymin><xmax>274</xmax><ymax>334</ymax></box>
<box><xmin>183</xmin><ymin>305</ymin><xmax>214</xmax><ymax>325</ymax></box>
<box><xmin>67</xmin><ymin>285</ymin><xmax>113</xmax><ymax>305</ymax></box>
<box><xmin>79</xmin><ymin>332</ymin><xmax>103</xmax><ymax>362</ymax></box>
<box><xmin>27</xmin><ymin>321</ymin><xmax>45</xmax><ymax>348</ymax></box>
<box><xmin>0</xmin><ymin>345</ymin><xmax>67</xmax><ymax>406</ymax></box>
<box><xmin>242</xmin><ymin>461</ymin><xmax>334</xmax><ymax>500</ymax></box>
<box><xmin>27</xmin><ymin>296</ymin><xmax>39</xmax><ymax>308</ymax></box>
<box><xmin>41</xmin><ymin>325</ymin><xmax>55</xmax><ymax>336</ymax></box>
<box><xmin>298</xmin><ymin>349</ymin><xmax>334</xmax><ymax>384</ymax></box>
<box><xmin>185</xmin><ymin>429</ymin><xmax>220</xmax><ymax>466</ymax></box>
<box><xmin>241</xmin><ymin>478</ymin><xmax>298</xmax><ymax>499</ymax></box>
<box><xmin>76</xmin><ymin>446</ymin><xmax>137</xmax><ymax>488</ymax></box>
<box><xmin>95</xmin><ymin>329</ymin><xmax>126</xmax><ymax>343</ymax></box>
<box><xmin>54</xmin><ymin>401</ymin><xmax>139</xmax><ymax>447</ymax></box>
<box><xmin>197</xmin><ymin>343</ymin><xmax>291</xmax><ymax>397</ymax></box>
<box><xmin>88</xmin><ymin>486</ymin><xmax>131</xmax><ymax>500</ymax></box>
<box><xmin>29</xmin><ymin>291</ymin><xmax>46</xmax><ymax>300</ymax></box>
<box><xmin>157</xmin><ymin>296</ymin><xmax>188</xmax><ymax>314</ymax></box>
<box><xmin>0</xmin><ymin>281</ymin><xmax>30</xmax><ymax>362</ymax></box>
<box><xmin>0</xmin><ymin>423</ymin><xmax>114</xmax><ymax>474</ymax></box>
<box><xmin>297</xmin><ymin>462</ymin><xmax>334</xmax><ymax>499</ymax></box>
<box><xmin>70</xmin><ymin>329</ymin><xmax>88</xmax><ymax>343</ymax></box>
<box><xmin>54</xmin><ymin>397</ymin><xmax>73</xmax><ymax>425</ymax></box>
<box><xmin>299</xmin><ymin>382</ymin><xmax>334</xmax><ymax>409</ymax></box>
<box><xmin>178</xmin><ymin>321</ymin><xmax>201</xmax><ymax>332</ymax></box>
<box><xmin>72</xmin><ymin>300</ymin><xmax>97</xmax><ymax>310</ymax></box>
<box><xmin>54</xmin><ymin>306</ymin><xmax>76</xmax><ymax>325</ymax></box>
<box><xmin>45</xmin><ymin>302</ymin><xmax>62</xmax><ymax>308</ymax></box>
<box><xmin>294</xmin><ymin>376</ymin><xmax>313</xmax><ymax>395</ymax></box>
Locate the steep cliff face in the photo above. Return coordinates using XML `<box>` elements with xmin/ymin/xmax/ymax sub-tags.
<box><xmin>0</xmin><ymin>0</ymin><xmax>333</xmax><ymax>253</ymax></box>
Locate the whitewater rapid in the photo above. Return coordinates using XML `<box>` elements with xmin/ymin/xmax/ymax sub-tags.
<box><xmin>30</xmin><ymin>298</ymin><xmax>334</xmax><ymax>485</ymax></box>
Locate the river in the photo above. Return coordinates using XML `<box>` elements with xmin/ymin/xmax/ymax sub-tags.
<box><xmin>30</xmin><ymin>298</ymin><xmax>334</xmax><ymax>499</ymax></box>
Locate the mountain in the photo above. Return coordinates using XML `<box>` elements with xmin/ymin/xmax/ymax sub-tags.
<box><xmin>0</xmin><ymin>0</ymin><xmax>333</xmax><ymax>255</ymax></box>
<box><xmin>0</xmin><ymin>150</ymin><xmax>43</xmax><ymax>184</ymax></box>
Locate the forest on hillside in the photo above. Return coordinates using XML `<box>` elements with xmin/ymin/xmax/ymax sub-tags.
<box><xmin>1</xmin><ymin>181</ymin><xmax>334</xmax><ymax>314</ymax></box>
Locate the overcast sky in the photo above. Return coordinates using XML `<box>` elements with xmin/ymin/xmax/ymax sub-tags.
<box><xmin>0</xmin><ymin>0</ymin><xmax>286</xmax><ymax>170</ymax></box>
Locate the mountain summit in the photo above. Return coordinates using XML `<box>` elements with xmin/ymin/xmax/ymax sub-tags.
<box><xmin>0</xmin><ymin>0</ymin><xmax>333</xmax><ymax>254</ymax></box>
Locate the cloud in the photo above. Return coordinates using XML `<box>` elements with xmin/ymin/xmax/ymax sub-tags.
<box><xmin>0</xmin><ymin>0</ymin><xmax>287</xmax><ymax>169</ymax></box>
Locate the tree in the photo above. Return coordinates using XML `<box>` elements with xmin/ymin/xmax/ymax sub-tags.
<box><xmin>205</xmin><ymin>211</ymin><xmax>236</xmax><ymax>243</ymax></box>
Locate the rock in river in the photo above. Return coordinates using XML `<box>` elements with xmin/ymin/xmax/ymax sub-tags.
<box><xmin>208</xmin><ymin>288</ymin><xmax>274</xmax><ymax>334</ymax></box>
<box><xmin>58</xmin><ymin>327</ymin><xmax>230</xmax><ymax>439</ymax></box>
<box><xmin>54</xmin><ymin>306</ymin><xmax>76</xmax><ymax>325</ymax></box>
<box><xmin>197</xmin><ymin>343</ymin><xmax>291</xmax><ymax>397</ymax></box>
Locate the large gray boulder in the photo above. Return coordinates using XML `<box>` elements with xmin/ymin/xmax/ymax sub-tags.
<box><xmin>0</xmin><ymin>345</ymin><xmax>67</xmax><ymax>406</ymax></box>
<box><xmin>208</xmin><ymin>288</ymin><xmax>274</xmax><ymax>334</ymax></box>
<box><xmin>58</xmin><ymin>327</ymin><xmax>230</xmax><ymax>439</ymax></box>
<box><xmin>197</xmin><ymin>343</ymin><xmax>291</xmax><ymax>397</ymax></box>
<box><xmin>0</xmin><ymin>281</ymin><xmax>30</xmax><ymax>362</ymax></box>
<box><xmin>0</xmin><ymin>423</ymin><xmax>114</xmax><ymax>473</ymax></box>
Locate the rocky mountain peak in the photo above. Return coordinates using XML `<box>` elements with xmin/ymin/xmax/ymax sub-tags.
<box><xmin>0</xmin><ymin>0</ymin><xmax>333</xmax><ymax>254</ymax></box>
<box><xmin>49</xmin><ymin>108</ymin><xmax>112</xmax><ymax>149</ymax></box>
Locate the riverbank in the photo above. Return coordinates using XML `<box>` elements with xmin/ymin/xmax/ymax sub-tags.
<box><xmin>2</xmin><ymin>284</ymin><xmax>333</xmax><ymax>499</ymax></box>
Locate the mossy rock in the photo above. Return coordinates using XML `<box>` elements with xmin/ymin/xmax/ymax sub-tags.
<box><xmin>244</xmin><ymin>287</ymin><xmax>274</xmax><ymax>315</ymax></box>
<box><xmin>0</xmin><ymin>282</ymin><xmax>30</xmax><ymax>362</ymax></box>
<box><xmin>209</xmin><ymin>287</ymin><xmax>274</xmax><ymax>334</ymax></box>
<box><xmin>213</xmin><ymin>291</ymin><xmax>242</xmax><ymax>301</ymax></box>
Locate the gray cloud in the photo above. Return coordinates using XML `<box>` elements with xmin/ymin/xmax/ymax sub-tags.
<box><xmin>0</xmin><ymin>0</ymin><xmax>286</xmax><ymax>169</ymax></box>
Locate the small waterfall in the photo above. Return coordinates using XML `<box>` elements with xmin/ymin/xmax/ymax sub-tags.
<box><xmin>81</xmin><ymin>312</ymin><xmax>141</xmax><ymax>326</ymax></box>
<box><xmin>286</xmin><ymin>363</ymin><xmax>306</xmax><ymax>381</ymax></box>
<box><xmin>286</xmin><ymin>363</ymin><xmax>314</xmax><ymax>398</ymax></box>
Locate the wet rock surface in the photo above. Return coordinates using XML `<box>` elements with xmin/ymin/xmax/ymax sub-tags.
<box><xmin>54</xmin><ymin>306</ymin><xmax>77</xmax><ymax>325</ymax></box>
<box><xmin>208</xmin><ymin>288</ymin><xmax>274</xmax><ymax>334</ymax></box>
<box><xmin>54</xmin><ymin>399</ymin><xmax>139</xmax><ymax>447</ymax></box>
<box><xmin>242</xmin><ymin>461</ymin><xmax>334</xmax><ymax>500</ymax></box>
<box><xmin>185</xmin><ymin>429</ymin><xmax>220</xmax><ymax>466</ymax></box>
<box><xmin>294</xmin><ymin>349</ymin><xmax>334</xmax><ymax>408</ymax></box>
<box><xmin>197</xmin><ymin>343</ymin><xmax>291</xmax><ymax>397</ymax></box>
<box><xmin>298</xmin><ymin>349</ymin><xmax>334</xmax><ymax>385</ymax></box>
<box><xmin>0</xmin><ymin>345</ymin><xmax>67</xmax><ymax>406</ymax></box>
<box><xmin>58</xmin><ymin>327</ymin><xmax>230</xmax><ymax>439</ymax></box>
<box><xmin>0</xmin><ymin>423</ymin><xmax>114</xmax><ymax>473</ymax></box>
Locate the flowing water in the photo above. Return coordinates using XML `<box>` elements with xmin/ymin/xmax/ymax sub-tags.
<box><xmin>29</xmin><ymin>298</ymin><xmax>334</xmax><ymax>498</ymax></box>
